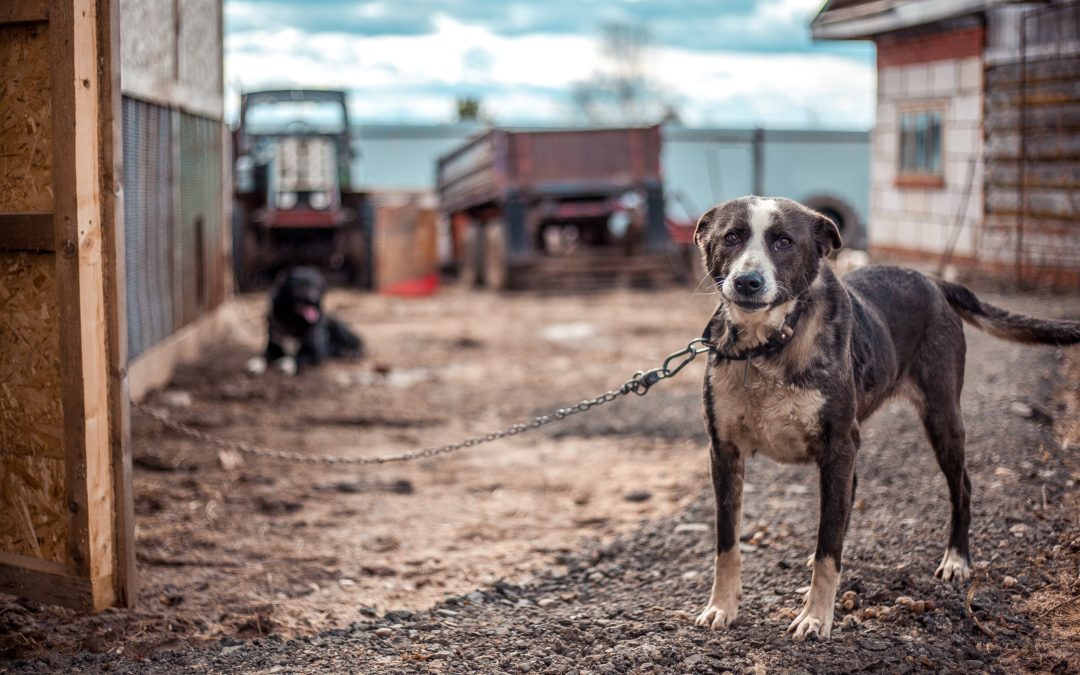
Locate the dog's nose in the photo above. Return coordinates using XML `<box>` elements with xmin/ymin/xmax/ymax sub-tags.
<box><xmin>733</xmin><ymin>271</ymin><xmax>764</xmax><ymax>295</ymax></box>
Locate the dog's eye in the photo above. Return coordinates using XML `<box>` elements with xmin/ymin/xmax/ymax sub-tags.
<box><xmin>722</xmin><ymin>232</ymin><xmax>740</xmax><ymax>246</ymax></box>
<box><xmin>774</xmin><ymin>236</ymin><xmax>793</xmax><ymax>250</ymax></box>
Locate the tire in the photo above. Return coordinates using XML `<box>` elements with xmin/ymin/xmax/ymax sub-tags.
<box><xmin>483</xmin><ymin>220</ymin><xmax>508</xmax><ymax>291</ymax></box>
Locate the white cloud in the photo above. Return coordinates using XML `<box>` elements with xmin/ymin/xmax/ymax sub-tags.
<box><xmin>225</xmin><ymin>13</ymin><xmax>874</xmax><ymax>128</ymax></box>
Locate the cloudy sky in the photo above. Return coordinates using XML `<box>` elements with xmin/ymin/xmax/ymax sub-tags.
<box><xmin>224</xmin><ymin>0</ymin><xmax>876</xmax><ymax>129</ymax></box>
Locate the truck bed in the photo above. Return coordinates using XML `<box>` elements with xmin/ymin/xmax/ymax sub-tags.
<box><xmin>437</xmin><ymin>127</ymin><xmax>662</xmax><ymax>212</ymax></box>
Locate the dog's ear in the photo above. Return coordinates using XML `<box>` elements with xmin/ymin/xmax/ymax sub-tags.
<box><xmin>813</xmin><ymin>211</ymin><xmax>842</xmax><ymax>258</ymax></box>
<box><xmin>693</xmin><ymin>207</ymin><xmax>719</xmax><ymax>249</ymax></box>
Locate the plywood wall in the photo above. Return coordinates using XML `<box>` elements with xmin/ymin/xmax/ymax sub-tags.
<box><xmin>0</xmin><ymin>253</ymin><xmax>67</xmax><ymax>563</ymax></box>
<box><xmin>0</xmin><ymin>22</ymin><xmax>67</xmax><ymax>564</ymax></box>
<box><xmin>0</xmin><ymin>22</ymin><xmax>53</xmax><ymax>212</ymax></box>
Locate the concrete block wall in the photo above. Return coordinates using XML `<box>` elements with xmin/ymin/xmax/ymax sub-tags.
<box><xmin>870</xmin><ymin>36</ymin><xmax>984</xmax><ymax>258</ymax></box>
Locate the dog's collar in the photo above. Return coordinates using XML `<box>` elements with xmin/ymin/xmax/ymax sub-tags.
<box><xmin>704</xmin><ymin>299</ymin><xmax>806</xmax><ymax>362</ymax></box>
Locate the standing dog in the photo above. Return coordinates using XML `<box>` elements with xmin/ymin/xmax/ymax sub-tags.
<box><xmin>246</xmin><ymin>267</ymin><xmax>364</xmax><ymax>376</ymax></box>
<box><xmin>692</xmin><ymin>196</ymin><xmax>1080</xmax><ymax>640</ymax></box>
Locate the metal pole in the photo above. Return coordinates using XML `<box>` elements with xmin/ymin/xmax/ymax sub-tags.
<box><xmin>752</xmin><ymin>128</ymin><xmax>765</xmax><ymax>197</ymax></box>
<box><xmin>1016</xmin><ymin>11</ymin><xmax>1028</xmax><ymax>287</ymax></box>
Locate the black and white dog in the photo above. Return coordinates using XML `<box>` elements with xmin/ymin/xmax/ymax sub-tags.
<box><xmin>692</xmin><ymin>196</ymin><xmax>1080</xmax><ymax>640</ymax></box>
<box><xmin>246</xmin><ymin>267</ymin><xmax>364</xmax><ymax>376</ymax></box>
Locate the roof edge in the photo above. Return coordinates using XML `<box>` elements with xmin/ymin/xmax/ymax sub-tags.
<box><xmin>811</xmin><ymin>0</ymin><xmax>1009</xmax><ymax>40</ymax></box>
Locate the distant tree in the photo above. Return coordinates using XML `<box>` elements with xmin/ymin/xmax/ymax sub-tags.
<box><xmin>571</xmin><ymin>21</ymin><xmax>677</xmax><ymax>126</ymax></box>
<box><xmin>455</xmin><ymin>96</ymin><xmax>492</xmax><ymax>124</ymax></box>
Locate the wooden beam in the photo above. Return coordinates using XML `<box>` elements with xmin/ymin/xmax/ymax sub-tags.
<box><xmin>98</xmin><ymin>0</ymin><xmax>135</xmax><ymax>608</ymax></box>
<box><xmin>0</xmin><ymin>553</ymin><xmax>94</xmax><ymax>611</ymax></box>
<box><xmin>0</xmin><ymin>213</ymin><xmax>55</xmax><ymax>251</ymax></box>
<box><xmin>50</xmin><ymin>0</ymin><xmax>116</xmax><ymax>611</ymax></box>
<box><xmin>0</xmin><ymin>0</ymin><xmax>50</xmax><ymax>24</ymax></box>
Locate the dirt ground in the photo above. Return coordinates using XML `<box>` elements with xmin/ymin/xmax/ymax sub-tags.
<box><xmin>2</xmin><ymin>279</ymin><xmax>1078</xmax><ymax>673</ymax></box>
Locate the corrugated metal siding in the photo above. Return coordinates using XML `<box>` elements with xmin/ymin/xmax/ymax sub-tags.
<box><xmin>763</xmin><ymin>138</ymin><xmax>871</xmax><ymax>219</ymax></box>
<box><xmin>179</xmin><ymin>112</ymin><xmax>225</xmax><ymax>322</ymax></box>
<box><xmin>122</xmin><ymin>97</ymin><xmax>175</xmax><ymax>360</ymax></box>
<box><xmin>123</xmin><ymin>98</ymin><xmax>225</xmax><ymax>361</ymax></box>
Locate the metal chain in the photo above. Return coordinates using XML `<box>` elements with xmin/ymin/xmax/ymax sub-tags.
<box><xmin>133</xmin><ymin>338</ymin><xmax>714</xmax><ymax>466</ymax></box>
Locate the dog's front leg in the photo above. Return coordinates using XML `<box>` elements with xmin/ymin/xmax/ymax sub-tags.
<box><xmin>788</xmin><ymin>438</ymin><xmax>855</xmax><ymax>640</ymax></box>
<box><xmin>695</xmin><ymin>440</ymin><xmax>744</xmax><ymax>630</ymax></box>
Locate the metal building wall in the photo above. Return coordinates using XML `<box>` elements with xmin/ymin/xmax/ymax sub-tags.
<box><xmin>122</xmin><ymin>97</ymin><xmax>175</xmax><ymax>360</ymax></box>
<box><xmin>122</xmin><ymin>97</ymin><xmax>225</xmax><ymax>360</ymax></box>
<box><xmin>179</xmin><ymin>112</ymin><xmax>225</xmax><ymax>323</ymax></box>
<box><xmin>984</xmin><ymin>2</ymin><xmax>1080</xmax><ymax>287</ymax></box>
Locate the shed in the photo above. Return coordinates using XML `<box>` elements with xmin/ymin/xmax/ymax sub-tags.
<box><xmin>813</xmin><ymin>0</ymin><xmax>1080</xmax><ymax>286</ymax></box>
<box><xmin>0</xmin><ymin>0</ymin><xmax>227</xmax><ymax>611</ymax></box>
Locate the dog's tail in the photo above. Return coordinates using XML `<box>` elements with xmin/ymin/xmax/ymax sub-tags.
<box><xmin>936</xmin><ymin>279</ymin><xmax>1080</xmax><ymax>345</ymax></box>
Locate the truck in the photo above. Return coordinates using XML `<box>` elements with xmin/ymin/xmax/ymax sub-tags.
<box><xmin>436</xmin><ymin>126</ymin><xmax>674</xmax><ymax>290</ymax></box>
<box><xmin>232</xmin><ymin>89</ymin><xmax>373</xmax><ymax>289</ymax></box>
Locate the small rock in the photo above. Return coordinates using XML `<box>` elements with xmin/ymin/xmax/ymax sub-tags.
<box><xmin>537</xmin><ymin>598</ymin><xmax>557</xmax><ymax>608</ymax></box>
<box><xmin>1009</xmin><ymin>523</ymin><xmax>1030</xmax><ymax>537</ymax></box>
<box><xmin>436</xmin><ymin>608</ymin><xmax>458</xmax><ymax>617</ymax></box>
<box><xmin>1009</xmin><ymin>401</ymin><xmax>1033</xmax><ymax>418</ymax></box>
<box><xmin>217</xmin><ymin>449</ymin><xmax>244</xmax><ymax>471</ymax></box>
<box><xmin>739</xmin><ymin>542</ymin><xmax>757</xmax><ymax>553</ymax></box>
<box><xmin>624</xmin><ymin>489</ymin><xmax>653</xmax><ymax>503</ymax></box>
<box><xmin>160</xmin><ymin>390</ymin><xmax>193</xmax><ymax>407</ymax></box>
<box><xmin>374</xmin><ymin>627</ymin><xmax>392</xmax><ymax>638</ymax></box>
<box><xmin>674</xmin><ymin>522</ymin><xmax>710</xmax><ymax>533</ymax></box>
<box><xmin>858</xmin><ymin>637</ymin><xmax>889</xmax><ymax>651</ymax></box>
<box><xmin>964</xmin><ymin>660</ymin><xmax>985</xmax><ymax>669</ymax></box>
<box><xmin>841</xmin><ymin>590</ymin><xmax>859</xmax><ymax>611</ymax></box>
<box><xmin>910</xmin><ymin>600</ymin><xmax>927</xmax><ymax>615</ymax></box>
<box><xmin>466</xmin><ymin>591</ymin><xmax>485</xmax><ymax>604</ymax></box>
<box><xmin>1003</xmin><ymin>575</ymin><xmax>1018</xmax><ymax>588</ymax></box>
<box><xmin>784</xmin><ymin>484</ymin><xmax>810</xmax><ymax>496</ymax></box>
<box><xmin>895</xmin><ymin>596</ymin><xmax>915</xmax><ymax>608</ymax></box>
<box><xmin>839</xmin><ymin>614</ymin><xmax>861</xmax><ymax>629</ymax></box>
<box><xmin>338</xmin><ymin>578</ymin><xmax>356</xmax><ymax>588</ymax></box>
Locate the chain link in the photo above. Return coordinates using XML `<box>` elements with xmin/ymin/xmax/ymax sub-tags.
<box><xmin>133</xmin><ymin>338</ymin><xmax>713</xmax><ymax>466</ymax></box>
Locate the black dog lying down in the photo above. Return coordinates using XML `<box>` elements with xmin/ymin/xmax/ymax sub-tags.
<box><xmin>245</xmin><ymin>267</ymin><xmax>364</xmax><ymax>376</ymax></box>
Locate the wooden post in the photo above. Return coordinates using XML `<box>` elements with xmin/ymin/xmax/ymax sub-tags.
<box><xmin>0</xmin><ymin>0</ymin><xmax>131</xmax><ymax>611</ymax></box>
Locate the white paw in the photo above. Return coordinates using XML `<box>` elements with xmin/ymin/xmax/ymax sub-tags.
<box><xmin>787</xmin><ymin>556</ymin><xmax>838</xmax><ymax>641</ymax></box>
<box><xmin>695</xmin><ymin>602</ymin><xmax>738</xmax><ymax>630</ymax></box>
<box><xmin>787</xmin><ymin>606</ymin><xmax>832</xmax><ymax>640</ymax></box>
<box><xmin>935</xmin><ymin>548</ymin><xmax>970</xmax><ymax>583</ymax></box>
<box><xmin>245</xmin><ymin>356</ymin><xmax>267</xmax><ymax>376</ymax></box>
<box><xmin>275</xmin><ymin>356</ymin><xmax>298</xmax><ymax>376</ymax></box>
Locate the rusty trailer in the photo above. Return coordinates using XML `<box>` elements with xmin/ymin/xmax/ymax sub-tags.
<box><xmin>437</xmin><ymin>126</ymin><xmax>675</xmax><ymax>290</ymax></box>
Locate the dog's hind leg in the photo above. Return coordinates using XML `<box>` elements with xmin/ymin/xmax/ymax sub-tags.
<box><xmin>916</xmin><ymin>374</ymin><xmax>971</xmax><ymax>582</ymax></box>
<box><xmin>908</xmin><ymin>322</ymin><xmax>972</xmax><ymax>583</ymax></box>
<box><xmin>695</xmin><ymin>441</ymin><xmax>745</xmax><ymax>631</ymax></box>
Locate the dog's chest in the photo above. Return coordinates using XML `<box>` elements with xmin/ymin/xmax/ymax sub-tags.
<box><xmin>707</xmin><ymin>361</ymin><xmax>824</xmax><ymax>463</ymax></box>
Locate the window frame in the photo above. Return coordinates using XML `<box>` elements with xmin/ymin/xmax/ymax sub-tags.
<box><xmin>896</xmin><ymin>102</ymin><xmax>946</xmax><ymax>189</ymax></box>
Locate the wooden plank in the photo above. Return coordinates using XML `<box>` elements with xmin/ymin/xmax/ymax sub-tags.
<box><xmin>99</xmin><ymin>0</ymin><xmax>135</xmax><ymax>608</ymax></box>
<box><xmin>0</xmin><ymin>213</ymin><xmax>55</xmax><ymax>251</ymax></box>
<box><xmin>0</xmin><ymin>556</ymin><xmax>96</xmax><ymax>611</ymax></box>
<box><xmin>50</xmin><ymin>0</ymin><xmax>116</xmax><ymax>611</ymax></box>
<box><xmin>0</xmin><ymin>0</ymin><xmax>50</xmax><ymax>24</ymax></box>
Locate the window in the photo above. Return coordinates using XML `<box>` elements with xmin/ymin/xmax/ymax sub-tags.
<box><xmin>898</xmin><ymin>108</ymin><xmax>943</xmax><ymax>187</ymax></box>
